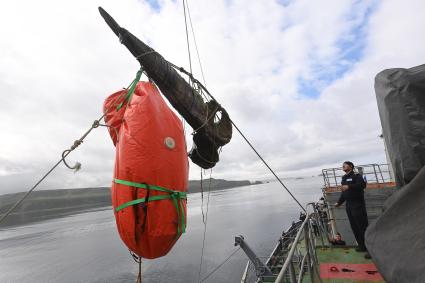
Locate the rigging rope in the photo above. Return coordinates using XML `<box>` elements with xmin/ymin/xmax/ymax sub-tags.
<box><xmin>200</xmin><ymin>247</ymin><xmax>241</xmax><ymax>282</ymax></box>
<box><xmin>182</xmin><ymin>0</ymin><xmax>193</xmax><ymax>76</ymax></box>
<box><xmin>197</xmin><ymin>169</ymin><xmax>212</xmax><ymax>283</ymax></box>
<box><xmin>180</xmin><ymin>4</ymin><xmax>306</xmax><ymax>279</ymax></box>
<box><xmin>200</xmin><ymin>170</ymin><xmax>205</xmax><ymax>223</ymax></box>
<box><xmin>129</xmin><ymin>250</ymin><xmax>143</xmax><ymax>283</ymax></box>
<box><xmin>0</xmin><ymin>157</ymin><xmax>67</xmax><ymax>225</ymax></box>
<box><xmin>229</xmin><ymin>121</ymin><xmax>306</xmax><ymax>212</ymax></box>
<box><xmin>136</xmin><ymin>259</ymin><xmax>142</xmax><ymax>283</ymax></box>
<box><xmin>0</xmin><ymin>69</ymin><xmax>144</xmax><ymax>225</ymax></box>
<box><xmin>180</xmin><ymin>3</ymin><xmax>216</xmax><ymax>281</ymax></box>
<box><xmin>181</xmin><ymin>0</ymin><xmax>192</xmax><ymax>135</ymax></box>
<box><xmin>184</xmin><ymin>0</ymin><xmax>207</xmax><ymax>86</ymax></box>
<box><xmin>161</xmin><ymin>60</ymin><xmax>307</xmax><ymax>212</ymax></box>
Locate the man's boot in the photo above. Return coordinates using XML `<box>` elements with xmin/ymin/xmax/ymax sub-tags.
<box><xmin>355</xmin><ymin>246</ymin><xmax>367</xmax><ymax>252</ymax></box>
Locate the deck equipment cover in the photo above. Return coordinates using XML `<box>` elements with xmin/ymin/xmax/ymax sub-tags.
<box><xmin>375</xmin><ymin>64</ymin><xmax>425</xmax><ymax>187</ymax></box>
<box><xmin>365</xmin><ymin>165</ymin><xmax>425</xmax><ymax>283</ymax></box>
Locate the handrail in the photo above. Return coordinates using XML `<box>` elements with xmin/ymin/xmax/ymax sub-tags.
<box><xmin>296</xmin><ymin>253</ymin><xmax>308</xmax><ymax>283</ymax></box>
<box><xmin>322</xmin><ymin>163</ymin><xmax>393</xmax><ymax>188</ymax></box>
<box><xmin>274</xmin><ymin>202</ymin><xmax>327</xmax><ymax>283</ymax></box>
<box><xmin>240</xmin><ymin>201</ymin><xmax>329</xmax><ymax>283</ymax></box>
<box><xmin>240</xmin><ymin>261</ymin><xmax>250</xmax><ymax>283</ymax></box>
<box><xmin>274</xmin><ymin>215</ymin><xmax>309</xmax><ymax>283</ymax></box>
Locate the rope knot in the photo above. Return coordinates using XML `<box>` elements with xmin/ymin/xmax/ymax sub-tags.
<box><xmin>71</xmin><ymin>140</ymin><xmax>82</xmax><ymax>150</ymax></box>
<box><xmin>92</xmin><ymin>120</ymin><xmax>100</xmax><ymax>128</ymax></box>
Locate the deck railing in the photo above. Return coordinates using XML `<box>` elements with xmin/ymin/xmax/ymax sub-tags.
<box><xmin>241</xmin><ymin>202</ymin><xmax>329</xmax><ymax>283</ymax></box>
<box><xmin>322</xmin><ymin>163</ymin><xmax>393</xmax><ymax>190</ymax></box>
<box><xmin>274</xmin><ymin>203</ymin><xmax>327</xmax><ymax>283</ymax></box>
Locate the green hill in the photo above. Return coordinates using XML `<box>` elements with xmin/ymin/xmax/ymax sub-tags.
<box><xmin>0</xmin><ymin>179</ymin><xmax>260</xmax><ymax>227</ymax></box>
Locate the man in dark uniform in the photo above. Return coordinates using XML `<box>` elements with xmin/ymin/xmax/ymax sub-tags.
<box><xmin>335</xmin><ymin>161</ymin><xmax>368</xmax><ymax>252</ymax></box>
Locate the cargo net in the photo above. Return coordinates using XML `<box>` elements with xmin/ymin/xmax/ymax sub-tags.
<box><xmin>186</xmin><ymin>79</ymin><xmax>232</xmax><ymax>169</ymax></box>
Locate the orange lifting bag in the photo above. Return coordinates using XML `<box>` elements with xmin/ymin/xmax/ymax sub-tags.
<box><xmin>103</xmin><ymin>81</ymin><xmax>189</xmax><ymax>259</ymax></box>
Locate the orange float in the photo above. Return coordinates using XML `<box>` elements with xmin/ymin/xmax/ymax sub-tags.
<box><xmin>104</xmin><ymin>80</ymin><xmax>189</xmax><ymax>259</ymax></box>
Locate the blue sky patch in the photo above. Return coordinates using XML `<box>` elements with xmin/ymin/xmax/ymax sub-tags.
<box><xmin>145</xmin><ymin>0</ymin><xmax>161</xmax><ymax>12</ymax></box>
<box><xmin>277</xmin><ymin>0</ymin><xmax>294</xmax><ymax>7</ymax></box>
<box><xmin>298</xmin><ymin>2</ymin><xmax>377</xmax><ymax>99</ymax></box>
<box><xmin>298</xmin><ymin>79</ymin><xmax>321</xmax><ymax>98</ymax></box>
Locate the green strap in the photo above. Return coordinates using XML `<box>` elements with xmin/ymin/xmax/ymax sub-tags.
<box><xmin>116</xmin><ymin>197</ymin><xmax>147</xmax><ymax>211</ymax></box>
<box><xmin>116</xmin><ymin>68</ymin><xmax>144</xmax><ymax>111</ymax></box>
<box><xmin>115</xmin><ymin>195</ymin><xmax>178</xmax><ymax>212</ymax></box>
<box><xmin>114</xmin><ymin>178</ymin><xmax>187</xmax><ymax>236</ymax></box>
<box><xmin>114</xmin><ymin>179</ymin><xmax>179</xmax><ymax>194</ymax></box>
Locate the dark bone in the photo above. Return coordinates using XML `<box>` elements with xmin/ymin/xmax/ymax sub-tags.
<box><xmin>99</xmin><ymin>7</ymin><xmax>232</xmax><ymax>168</ymax></box>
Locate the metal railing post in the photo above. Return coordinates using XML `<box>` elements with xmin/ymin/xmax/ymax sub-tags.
<box><xmin>308</xmin><ymin>221</ymin><xmax>319</xmax><ymax>264</ymax></box>
<box><xmin>324</xmin><ymin>169</ymin><xmax>331</xmax><ymax>188</ymax></box>
<box><xmin>297</xmin><ymin>254</ymin><xmax>307</xmax><ymax>283</ymax></box>
<box><xmin>332</xmin><ymin>168</ymin><xmax>338</xmax><ymax>187</ymax></box>
<box><xmin>377</xmin><ymin>164</ymin><xmax>385</xmax><ymax>183</ymax></box>
<box><xmin>275</xmin><ymin>217</ymin><xmax>309</xmax><ymax>283</ymax></box>
<box><xmin>372</xmin><ymin>164</ymin><xmax>380</xmax><ymax>184</ymax></box>
<box><xmin>289</xmin><ymin>261</ymin><xmax>297</xmax><ymax>283</ymax></box>
<box><xmin>304</xmin><ymin>223</ymin><xmax>314</xmax><ymax>283</ymax></box>
<box><xmin>311</xmin><ymin>205</ymin><xmax>325</xmax><ymax>247</ymax></box>
<box><xmin>240</xmin><ymin>262</ymin><xmax>250</xmax><ymax>283</ymax></box>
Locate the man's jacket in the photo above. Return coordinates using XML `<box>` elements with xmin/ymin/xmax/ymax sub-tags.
<box><xmin>337</xmin><ymin>171</ymin><xmax>366</xmax><ymax>204</ymax></box>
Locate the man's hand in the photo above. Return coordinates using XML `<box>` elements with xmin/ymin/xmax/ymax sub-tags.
<box><xmin>334</xmin><ymin>202</ymin><xmax>341</xmax><ymax>208</ymax></box>
<box><xmin>340</xmin><ymin>185</ymin><xmax>349</xmax><ymax>191</ymax></box>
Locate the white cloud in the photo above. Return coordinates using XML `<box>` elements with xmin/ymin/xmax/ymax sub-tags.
<box><xmin>1</xmin><ymin>0</ymin><xmax>424</xmax><ymax>193</ymax></box>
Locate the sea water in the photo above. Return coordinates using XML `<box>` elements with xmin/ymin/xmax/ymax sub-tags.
<box><xmin>0</xmin><ymin>177</ymin><xmax>323</xmax><ymax>283</ymax></box>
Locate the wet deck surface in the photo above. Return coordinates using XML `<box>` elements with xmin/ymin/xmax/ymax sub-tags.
<box><xmin>315</xmin><ymin>247</ymin><xmax>385</xmax><ymax>283</ymax></box>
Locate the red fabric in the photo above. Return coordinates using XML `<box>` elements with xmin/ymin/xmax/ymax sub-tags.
<box><xmin>320</xmin><ymin>263</ymin><xmax>383</xmax><ymax>281</ymax></box>
<box><xmin>104</xmin><ymin>82</ymin><xmax>189</xmax><ymax>259</ymax></box>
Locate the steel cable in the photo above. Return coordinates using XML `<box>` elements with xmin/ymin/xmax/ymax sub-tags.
<box><xmin>200</xmin><ymin>247</ymin><xmax>241</xmax><ymax>282</ymax></box>
<box><xmin>0</xmin><ymin>71</ymin><xmax>142</xmax><ymax>225</ymax></box>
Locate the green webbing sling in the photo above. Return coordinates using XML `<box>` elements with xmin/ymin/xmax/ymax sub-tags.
<box><xmin>114</xmin><ymin>178</ymin><xmax>187</xmax><ymax>236</ymax></box>
<box><xmin>116</xmin><ymin>68</ymin><xmax>144</xmax><ymax>111</ymax></box>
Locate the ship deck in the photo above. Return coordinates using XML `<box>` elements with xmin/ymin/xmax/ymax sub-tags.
<box><xmin>242</xmin><ymin>164</ymin><xmax>393</xmax><ymax>283</ymax></box>
<box><xmin>258</xmin><ymin>224</ymin><xmax>386</xmax><ymax>283</ymax></box>
<box><xmin>309</xmin><ymin>246</ymin><xmax>385</xmax><ymax>283</ymax></box>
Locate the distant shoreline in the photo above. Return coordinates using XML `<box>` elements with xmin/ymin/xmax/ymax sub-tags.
<box><xmin>0</xmin><ymin>178</ymin><xmax>263</xmax><ymax>228</ymax></box>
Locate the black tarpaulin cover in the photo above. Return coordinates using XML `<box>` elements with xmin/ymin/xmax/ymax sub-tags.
<box><xmin>368</xmin><ymin>64</ymin><xmax>425</xmax><ymax>282</ymax></box>
<box><xmin>365</xmin><ymin>165</ymin><xmax>425</xmax><ymax>283</ymax></box>
<box><xmin>375</xmin><ymin>65</ymin><xmax>425</xmax><ymax>187</ymax></box>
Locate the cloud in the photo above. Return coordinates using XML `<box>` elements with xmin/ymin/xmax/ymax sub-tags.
<box><xmin>1</xmin><ymin>0</ymin><xmax>424</xmax><ymax>194</ymax></box>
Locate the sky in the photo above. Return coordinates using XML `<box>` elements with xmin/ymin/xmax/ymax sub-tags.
<box><xmin>1</xmin><ymin>0</ymin><xmax>425</xmax><ymax>194</ymax></box>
